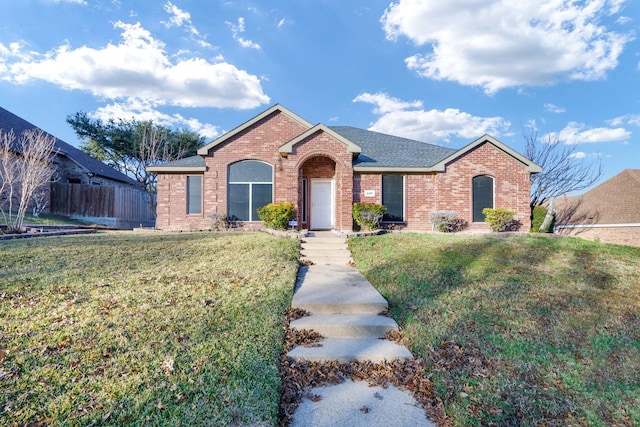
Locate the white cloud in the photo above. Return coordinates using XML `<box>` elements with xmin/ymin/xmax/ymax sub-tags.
<box><xmin>551</xmin><ymin>121</ymin><xmax>631</xmax><ymax>144</ymax></box>
<box><xmin>569</xmin><ymin>151</ymin><xmax>586</xmax><ymax>159</ymax></box>
<box><xmin>163</xmin><ymin>1</ymin><xmax>190</xmax><ymax>28</ymax></box>
<box><xmin>47</xmin><ymin>0</ymin><xmax>87</xmax><ymax>4</ymax></box>
<box><xmin>544</xmin><ymin>103</ymin><xmax>566</xmax><ymax>113</ymax></box>
<box><xmin>92</xmin><ymin>99</ymin><xmax>221</xmax><ymax>139</ymax></box>
<box><xmin>227</xmin><ymin>17</ymin><xmax>261</xmax><ymax>49</ymax></box>
<box><xmin>0</xmin><ymin>21</ymin><xmax>269</xmax><ymax>109</ymax></box>
<box><xmin>382</xmin><ymin>0</ymin><xmax>632</xmax><ymax>93</ymax></box>
<box><xmin>608</xmin><ymin>114</ymin><xmax>640</xmax><ymax>126</ymax></box>
<box><xmin>353</xmin><ymin>92</ymin><xmax>510</xmax><ymax>143</ymax></box>
<box><xmin>162</xmin><ymin>2</ymin><xmax>212</xmax><ymax>48</ymax></box>
<box><xmin>277</xmin><ymin>18</ymin><xmax>287</xmax><ymax>29</ymax></box>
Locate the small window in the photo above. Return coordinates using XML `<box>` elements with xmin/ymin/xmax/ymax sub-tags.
<box><xmin>228</xmin><ymin>160</ymin><xmax>273</xmax><ymax>221</ymax></box>
<box><xmin>187</xmin><ymin>175</ymin><xmax>202</xmax><ymax>215</ymax></box>
<box><xmin>382</xmin><ymin>175</ymin><xmax>404</xmax><ymax>222</ymax></box>
<box><xmin>302</xmin><ymin>178</ymin><xmax>308</xmax><ymax>223</ymax></box>
<box><xmin>472</xmin><ymin>175</ymin><xmax>494</xmax><ymax>222</ymax></box>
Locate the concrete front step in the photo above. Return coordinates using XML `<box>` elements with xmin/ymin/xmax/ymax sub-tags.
<box><xmin>300</xmin><ymin>257</ymin><xmax>354</xmax><ymax>266</ymax></box>
<box><xmin>291</xmin><ymin>314</ymin><xmax>399</xmax><ymax>338</ymax></box>
<box><xmin>292</xmin><ymin>265</ymin><xmax>388</xmax><ymax>314</ymax></box>
<box><xmin>288</xmin><ymin>337</ymin><xmax>413</xmax><ymax>363</ymax></box>
<box><xmin>301</xmin><ymin>240</ymin><xmax>348</xmax><ymax>248</ymax></box>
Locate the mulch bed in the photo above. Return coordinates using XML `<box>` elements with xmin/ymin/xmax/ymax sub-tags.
<box><xmin>277</xmin><ymin>307</ymin><xmax>451</xmax><ymax>426</ymax></box>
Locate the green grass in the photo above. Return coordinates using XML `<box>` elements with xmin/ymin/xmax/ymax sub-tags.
<box><xmin>349</xmin><ymin>233</ymin><xmax>640</xmax><ymax>426</ymax></box>
<box><xmin>8</xmin><ymin>213</ymin><xmax>92</xmax><ymax>226</ymax></box>
<box><xmin>0</xmin><ymin>231</ymin><xmax>300</xmax><ymax>426</ymax></box>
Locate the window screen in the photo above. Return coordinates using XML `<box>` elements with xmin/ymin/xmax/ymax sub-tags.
<box><xmin>472</xmin><ymin>175</ymin><xmax>494</xmax><ymax>222</ymax></box>
<box><xmin>186</xmin><ymin>175</ymin><xmax>202</xmax><ymax>215</ymax></box>
<box><xmin>382</xmin><ymin>175</ymin><xmax>404</xmax><ymax>222</ymax></box>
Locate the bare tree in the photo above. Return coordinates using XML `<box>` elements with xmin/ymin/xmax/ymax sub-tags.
<box><xmin>0</xmin><ymin>128</ymin><xmax>57</xmax><ymax>233</ymax></box>
<box><xmin>525</xmin><ymin>129</ymin><xmax>603</xmax><ymax>208</ymax></box>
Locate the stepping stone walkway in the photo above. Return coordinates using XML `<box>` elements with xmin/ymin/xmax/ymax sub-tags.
<box><xmin>288</xmin><ymin>231</ymin><xmax>435</xmax><ymax>426</ymax></box>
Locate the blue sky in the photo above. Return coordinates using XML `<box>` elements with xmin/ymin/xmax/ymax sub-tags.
<box><xmin>1</xmin><ymin>0</ymin><xmax>638</xmax><ymax>189</ymax></box>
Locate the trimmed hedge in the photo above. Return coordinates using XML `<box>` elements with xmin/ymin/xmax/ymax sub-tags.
<box><xmin>353</xmin><ymin>203</ymin><xmax>386</xmax><ymax>231</ymax></box>
<box><xmin>257</xmin><ymin>202</ymin><xmax>296</xmax><ymax>230</ymax></box>
<box><xmin>482</xmin><ymin>208</ymin><xmax>520</xmax><ymax>232</ymax></box>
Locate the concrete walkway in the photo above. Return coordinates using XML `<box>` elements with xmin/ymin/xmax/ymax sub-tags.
<box><xmin>289</xmin><ymin>231</ymin><xmax>435</xmax><ymax>427</ymax></box>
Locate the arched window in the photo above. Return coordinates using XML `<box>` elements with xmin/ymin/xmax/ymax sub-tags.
<box><xmin>472</xmin><ymin>175</ymin><xmax>494</xmax><ymax>222</ymax></box>
<box><xmin>228</xmin><ymin>160</ymin><xmax>273</xmax><ymax>221</ymax></box>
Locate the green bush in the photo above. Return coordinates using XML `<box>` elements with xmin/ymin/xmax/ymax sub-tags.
<box><xmin>353</xmin><ymin>203</ymin><xmax>386</xmax><ymax>231</ymax></box>
<box><xmin>482</xmin><ymin>208</ymin><xmax>520</xmax><ymax>232</ymax></box>
<box><xmin>530</xmin><ymin>205</ymin><xmax>554</xmax><ymax>233</ymax></box>
<box><xmin>257</xmin><ymin>202</ymin><xmax>296</xmax><ymax>230</ymax></box>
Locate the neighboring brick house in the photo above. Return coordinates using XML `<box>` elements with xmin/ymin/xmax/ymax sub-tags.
<box><xmin>554</xmin><ymin>169</ymin><xmax>640</xmax><ymax>247</ymax></box>
<box><xmin>1</xmin><ymin>106</ymin><xmax>154</xmax><ymax>227</ymax></box>
<box><xmin>148</xmin><ymin>104</ymin><xmax>540</xmax><ymax>232</ymax></box>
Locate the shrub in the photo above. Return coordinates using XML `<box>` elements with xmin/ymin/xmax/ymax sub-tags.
<box><xmin>429</xmin><ymin>210</ymin><xmax>467</xmax><ymax>232</ymax></box>
<box><xmin>530</xmin><ymin>205</ymin><xmax>554</xmax><ymax>233</ymax></box>
<box><xmin>208</xmin><ymin>212</ymin><xmax>229</xmax><ymax>231</ymax></box>
<box><xmin>353</xmin><ymin>203</ymin><xmax>386</xmax><ymax>231</ymax></box>
<box><xmin>257</xmin><ymin>202</ymin><xmax>296</xmax><ymax>230</ymax></box>
<box><xmin>482</xmin><ymin>208</ymin><xmax>520</xmax><ymax>232</ymax></box>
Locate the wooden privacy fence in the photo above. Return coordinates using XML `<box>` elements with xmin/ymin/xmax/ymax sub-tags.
<box><xmin>50</xmin><ymin>183</ymin><xmax>155</xmax><ymax>226</ymax></box>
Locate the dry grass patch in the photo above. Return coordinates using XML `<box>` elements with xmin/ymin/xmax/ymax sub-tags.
<box><xmin>0</xmin><ymin>231</ymin><xmax>300</xmax><ymax>426</ymax></box>
<box><xmin>349</xmin><ymin>233</ymin><xmax>640</xmax><ymax>426</ymax></box>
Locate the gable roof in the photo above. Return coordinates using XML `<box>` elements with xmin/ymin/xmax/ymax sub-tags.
<box><xmin>0</xmin><ymin>106</ymin><xmax>141</xmax><ymax>187</ymax></box>
<box><xmin>556</xmin><ymin>169</ymin><xmax>640</xmax><ymax>225</ymax></box>
<box><xmin>197</xmin><ymin>104</ymin><xmax>313</xmax><ymax>156</ymax></box>
<box><xmin>280</xmin><ymin>124</ymin><xmax>361</xmax><ymax>156</ymax></box>
<box><xmin>332</xmin><ymin>126</ymin><xmax>457</xmax><ymax>171</ymax></box>
<box><xmin>431</xmin><ymin>134</ymin><xmax>542</xmax><ymax>173</ymax></box>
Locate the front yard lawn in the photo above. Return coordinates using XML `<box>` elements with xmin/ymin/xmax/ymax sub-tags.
<box><xmin>350</xmin><ymin>233</ymin><xmax>640</xmax><ymax>426</ymax></box>
<box><xmin>1</xmin><ymin>232</ymin><xmax>300</xmax><ymax>426</ymax></box>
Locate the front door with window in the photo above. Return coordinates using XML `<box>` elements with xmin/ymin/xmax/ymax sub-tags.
<box><xmin>311</xmin><ymin>179</ymin><xmax>334</xmax><ymax>229</ymax></box>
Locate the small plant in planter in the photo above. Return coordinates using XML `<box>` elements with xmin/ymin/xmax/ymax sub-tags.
<box><xmin>482</xmin><ymin>208</ymin><xmax>521</xmax><ymax>232</ymax></box>
<box><xmin>257</xmin><ymin>202</ymin><xmax>296</xmax><ymax>230</ymax></box>
<box><xmin>353</xmin><ymin>203</ymin><xmax>386</xmax><ymax>231</ymax></box>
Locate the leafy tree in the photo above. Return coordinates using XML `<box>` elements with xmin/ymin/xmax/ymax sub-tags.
<box><xmin>0</xmin><ymin>129</ymin><xmax>57</xmax><ymax>233</ymax></box>
<box><xmin>525</xmin><ymin>129</ymin><xmax>602</xmax><ymax>208</ymax></box>
<box><xmin>66</xmin><ymin>112</ymin><xmax>205</xmax><ymax>193</ymax></box>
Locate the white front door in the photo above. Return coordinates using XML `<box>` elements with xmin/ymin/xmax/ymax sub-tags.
<box><xmin>311</xmin><ymin>179</ymin><xmax>334</xmax><ymax>229</ymax></box>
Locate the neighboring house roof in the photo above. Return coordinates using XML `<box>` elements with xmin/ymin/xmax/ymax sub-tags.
<box><xmin>146</xmin><ymin>155</ymin><xmax>206</xmax><ymax>173</ymax></box>
<box><xmin>556</xmin><ymin>169</ymin><xmax>640</xmax><ymax>225</ymax></box>
<box><xmin>0</xmin><ymin>106</ymin><xmax>141</xmax><ymax>187</ymax></box>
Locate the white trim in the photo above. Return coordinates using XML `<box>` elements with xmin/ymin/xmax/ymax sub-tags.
<box><xmin>310</xmin><ymin>178</ymin><xmax>334</xmax><ymax>229</ymax></box>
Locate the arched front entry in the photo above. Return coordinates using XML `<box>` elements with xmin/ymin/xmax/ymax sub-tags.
<box><xmin>300</xmin><ymin>155</ymin><xmax>336</xmax><ymax>230</ymax></box>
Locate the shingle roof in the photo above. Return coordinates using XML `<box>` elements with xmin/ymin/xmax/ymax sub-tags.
<box><xmin>147</xmin><ymin>155</ymin><xmax>206</xmax><ymax>171</ymax></box>
<box><xmin>0</xmin><ymin>106</ymin><xmax>141</xmax><ymax>187</ymax></box>
<box><xmin>555</xmin><ymin>169</ymin><xmax>640</xmax><ymax>225</ymax></box>
<box><xmin>331</xmin><ymin>126</ymin><xmax>457</xmax><ymax>169</ymax></box>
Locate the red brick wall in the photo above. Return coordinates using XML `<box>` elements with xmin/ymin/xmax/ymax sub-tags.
<box><xmin>437</xmin><ymin>143</ymin><xmax>532</xmax><ymax>230</ymax></box>
<box><xmin>352</xmin><ymin>143</ymin><xmax>532</xmax><ymax>231</ymax></box>
<box><xmin>154</xmin><ymin>116</ymin><xmax>532</xmax><ymax>232</ymax></box>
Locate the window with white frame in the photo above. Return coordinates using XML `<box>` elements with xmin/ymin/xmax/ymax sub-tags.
<box><xmin>472</xmin><ymin>175</ymin><xmax>494</xmax><ymax>222</ymax></box>
<box><xmin>227</xmin><ymin>160</ymin><xmax>273</xmax><ymax>221</ymax></box>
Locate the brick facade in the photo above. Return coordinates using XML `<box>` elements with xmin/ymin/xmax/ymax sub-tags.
<box><xmin>151</xmin><ymin>106</ymin><xmax>536</xmax><ymax>232</ymax></box>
